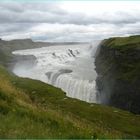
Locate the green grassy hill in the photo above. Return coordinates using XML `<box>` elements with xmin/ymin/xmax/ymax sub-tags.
<box><xmin>103</xmin><ymin>35</ymin><xmax>140</xmax><ymax>50</ymax></box>
<box><xmin>0</xmin><ymin>65</ymin><xmax>140</xmax><ymax>138</ymax></box>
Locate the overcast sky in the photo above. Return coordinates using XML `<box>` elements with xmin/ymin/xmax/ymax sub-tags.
<box><xmin>0</xmin><ymin>1</ymin><xmax>140</xmax><ymax>42</ymax></box>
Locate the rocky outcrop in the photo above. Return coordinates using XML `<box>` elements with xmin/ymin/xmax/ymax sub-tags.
<box><xmin>95</xmin><ymin>35</ymin><xmax>140</xmax><ymax>114</ymax></box>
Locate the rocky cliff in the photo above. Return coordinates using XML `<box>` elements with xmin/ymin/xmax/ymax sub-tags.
<box><xmin>95</xmin><ymin>35</ymin><xmax>140</xmax><ymax>114</ymax></box>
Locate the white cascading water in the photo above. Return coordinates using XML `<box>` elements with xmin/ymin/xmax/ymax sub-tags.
<box><xmin>12</xmin><ymin>42</ymin><xmax>100</xmax><ymax>103</ymax></box>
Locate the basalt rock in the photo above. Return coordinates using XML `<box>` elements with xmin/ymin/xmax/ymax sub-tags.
<box><xmin>95</xmin><ymin>35</ymin><xmax>140</xmax><ymax>114</ymax></box>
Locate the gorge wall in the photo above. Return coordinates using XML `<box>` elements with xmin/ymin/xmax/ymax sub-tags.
<box><xmin>95</xmin><ymin>35</ymin><xmax>140</xmax><ymax>114</ymax></box>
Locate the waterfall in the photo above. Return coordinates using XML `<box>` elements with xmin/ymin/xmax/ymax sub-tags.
<box><xmin>55</xmin><ymin>75</ymin><xmax>96</xmax><ymax>102</ymax></box>
<box><xmin>12</xmin><ymin>42</ymin><xmax>100</xmax><ymax>103</ymax></box>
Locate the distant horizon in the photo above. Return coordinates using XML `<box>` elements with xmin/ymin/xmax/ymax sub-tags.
<box><xmin>0</xmin><ymin>37</ymin><xmax>91</xmax><ymax>43</ymax></box>
<box><xmin>1</xmin><ymin>34</ymin><xmax>140</xmax><ymax>43</ymax></box>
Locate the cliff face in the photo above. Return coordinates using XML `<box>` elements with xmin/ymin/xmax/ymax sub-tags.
<box><xmin>95</xmin><ymin>35</ymin><xmax>140</xmax><ymax>114</ymax></box>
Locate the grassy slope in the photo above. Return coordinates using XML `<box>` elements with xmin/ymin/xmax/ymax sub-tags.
<box><xmin>103</xmin><ymin>35</ymin><xmax>140</xmax><ymax>50</ymax></box>
<box><xmin>0</xmin><ymin>66</ymin><xmax>140</xmax><ymax>138</ymax></box>
<box><xmin>103</xmin><ymin>35</ymin><xmax>140</xmax><ymax>82</ymax></box>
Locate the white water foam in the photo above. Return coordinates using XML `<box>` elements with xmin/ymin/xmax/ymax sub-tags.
<box><xmin>12</xmin><ymin>43</ymin><xmax>99</xmax><ymax>103</ymax></box>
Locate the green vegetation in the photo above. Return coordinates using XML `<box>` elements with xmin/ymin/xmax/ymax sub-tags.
<box><xmin>103</xmin><ymin>35</ymin><xmax>140</xmax><ymax>50</ymax></box>
<box><xmin>0</xmin><ymin>65</ymin><xmax>140</xmax><ymax>138</ymax></box>
<box><xmin>118</xmin><ymin>61</ymin><xmax>140</xmax><ymax>83</ymax></box>
<box><xmin>102</xmin><ymin>35</ymin><xmax>140</xmax><ymax>82</ymax></box>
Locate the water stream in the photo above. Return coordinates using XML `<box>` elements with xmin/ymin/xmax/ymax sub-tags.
<box><xmin>12</xmin><ymin>42</ymin><xmax>100</xmax><ymax>103</ymax></box>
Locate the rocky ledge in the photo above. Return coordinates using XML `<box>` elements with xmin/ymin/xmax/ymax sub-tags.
<box><xmin>95</xmin><ymin>35</ymin><xmax>140</xmax><ymax>114</ymax></box>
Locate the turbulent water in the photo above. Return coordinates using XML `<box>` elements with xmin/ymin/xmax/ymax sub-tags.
<box><xmin>12</xmin><ymin>43</ymin><xmax>99</xmax><ymax>103</ymax></box>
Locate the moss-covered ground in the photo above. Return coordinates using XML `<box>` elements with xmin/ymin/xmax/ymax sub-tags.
<box><xmin>0</xmin><ymin>65</ymin><xmax>140</xmax><ymax>138</ymax></box>
<box><xmin>102</xmin><ymin>35</ymin><xmax>140</xmax><ymax>83</ymax></box>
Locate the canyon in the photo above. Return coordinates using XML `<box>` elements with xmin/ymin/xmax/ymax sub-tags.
<box><xmin>12</xmin><ymin>43</ymin><xmax>100</xmax><ymax>103</ymax></box>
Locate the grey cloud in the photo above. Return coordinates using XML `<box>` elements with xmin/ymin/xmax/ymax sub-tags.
<box><xmin>1</xmin><ymin>22</ymin><xmax>140</xmax><ymax>42</ymax></box>
<box><xmin>0</xmin><ymin>2</ymin><xmax>139</xmax><ymax>25</ymax></box>
<box><xmin>0</xmin><ymin>2</ymin><xmax>24</xmax><ymax>12</ymax></box>
<box><xmin>0</xmin><ymin>2</ymin><xmax>140</xmax><ymax>42</ymax></box>
<box><xmin>0</xmin><ymin>23</ymin><xmax>38</xmax><ymax>36</ymax></box>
